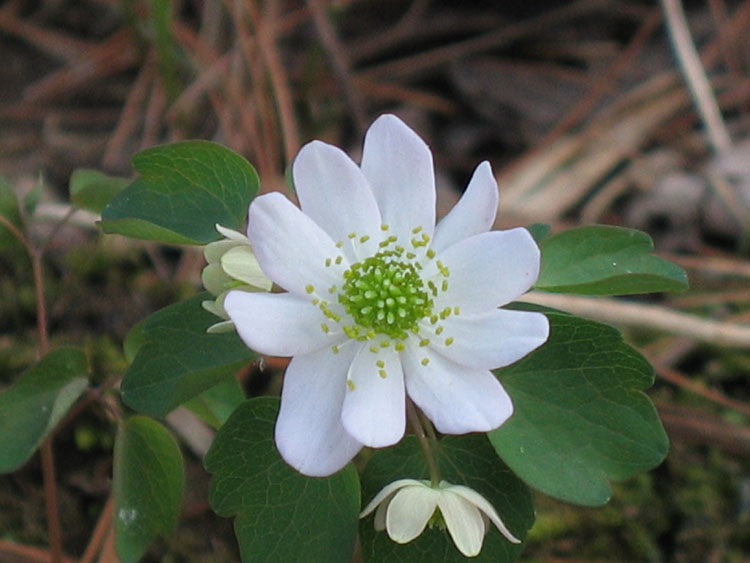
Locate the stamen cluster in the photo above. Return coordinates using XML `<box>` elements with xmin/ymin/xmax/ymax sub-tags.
<box><xmin>339</xmin><ymin>250</ymin><xmax>432</xmax><ymax>339</ymax></box>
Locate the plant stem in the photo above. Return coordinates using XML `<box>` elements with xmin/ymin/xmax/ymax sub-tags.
<box><xmin>40</xmin><ymin>440</ymin><xmax>62</xmax><ymax>563</ymax></box>
<box><xmin>406</xmin><ymin>398</ymin><xmax>440</xmax><ymax>487</ymax></box>
<box><xmin>1</xmin><ymin>213</ymin><xmax>63</xmax><ymax>561</ymax></box>
<box><xmin>80</xmin><ymin>495</ymin><xmax>114</xmax><ymax>563</ymax></box>
<box><xmin>32</xmin><ymin>245</ymin><xmax>62</xmax><ymax>563</ymax></box>
<box><xmin>31</xmin><ymin>249</ymin><xmax>49</xmax><ymax>355</ymax></box>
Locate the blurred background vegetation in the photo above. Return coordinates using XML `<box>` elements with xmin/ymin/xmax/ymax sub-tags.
<box><xmin>1</xmin><ymin>0</ymin><xmax>750</xmax><ymax>561</ymax></box>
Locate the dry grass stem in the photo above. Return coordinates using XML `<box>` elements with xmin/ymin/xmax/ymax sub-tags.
<box><xmin>102</xmin><ymin>52</ymin><xmax>156</xmax><ymax>168</ymax></box>
<box><xmin>659</xmin><ymin>0</ymin><xmax>732</xmax><ymax>153</ymax></box>
<box><xmin>656</xmin><ymin>365</ymin><xmax>750</xmax><ymax>417</ymax></box>
<box><xmin>246</xmin><ymin>0</ymin><xmax>300</xmax><ymax>164</ymax></box>
<box><xmin>360</xmin><ymin>0</ymin><xmax>608</xmax><ymax>80</ymax></box>
<box><xmin>497</xmin><ymin>82</ymin><xmax>689</xmax><ymax>223</ymax></box>
<box><xmin>524</xmin><ymin>291</ymin><xmax>750</xmax><ymax>348</ymax></box>
<box><xmin>307</xmin><ymin>0</ymin><xmax>368</xmax><ymax>134</ymax></box>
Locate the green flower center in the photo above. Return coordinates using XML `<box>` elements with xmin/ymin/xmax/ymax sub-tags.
<box><xmin>339</xmin><ymin>250</ymin><xmax>433</xmax><ymax>339</ymax></box>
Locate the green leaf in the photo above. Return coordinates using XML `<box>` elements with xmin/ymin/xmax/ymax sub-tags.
<box><xmin>122</xmin><ymin>316</ymin><xmax>147</xmax><ymax>365</ymax></box>
<box><xmin>100</xmin><ymin>141</ymin><xmax>259</xmax><ymax>244</ymax></box>
<box><xmin>0</xmin><ymin>347</ymin><xmax>88</xmax><ymax>473</ymax></box>
<box><xmin>536</xmin><ymin>225</ymin><xmax>688</xmax><ymax>295</ymax></box>
<box><xmin>70</xmin><ymin>169</ymin><xmax>130</xmax><ymax>213</ymax></box>
<box><xmin>121</xmin><ymin>293</ymin><xmax>255</xmax><ymax>417</ymax></box>
<box><xmin>205</xmin><ymin>397</ymin><xmax>360</xmax><ymax>563</ymax></box>
<box><xmin>113</xmin><ymin>415</ymin><xmax>184</xmax><ymax>563</ymax></box>
<box><xmin>489</xmin><ymin>311</ymin><xmax>669</xmax><ymax>506</ymax></box>
<box><xmin>360</xmin><ymin>435</ymin><xmax>534</xmax><ymax>562</ymax></box>
<box><xmin>183</xmin><ymin>374</ymin><xmax>245</xmax><ymax>429</ymax></box>
<box><xmin>525</xmin><ymin>223</ymin><xmax>550</xmax><ymax>244</ymax></box>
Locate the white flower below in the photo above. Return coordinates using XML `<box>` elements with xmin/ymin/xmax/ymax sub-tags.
<box><xmin>360</xmin><ymin>479</ymin><xmax>520</xmax><ymax>557</ymax></box>
<box><xmin>202</xmin><ymin>224</ymin><xmax>272</xmax><ymax>333</ymax></box>
<box><xmin>224</xmin><ymin>114</ymin><xmax>549</xmax><ymax>476</ymax></box>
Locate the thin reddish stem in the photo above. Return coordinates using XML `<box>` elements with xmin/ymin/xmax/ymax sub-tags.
<box><xmin>2</xmin><ymin>212</ymin><xmax>63</xmax><ymax>561</ymax></box>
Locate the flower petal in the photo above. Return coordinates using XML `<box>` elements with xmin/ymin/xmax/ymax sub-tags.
<box><xmin>206</xmin><ymin>319</ymin><xmax>235</xmax><ymax>334</ymax></box>
<box><xmin>402</xmin><ymin>345</ymin><xmax>513</xmax><ymax>434</ymax></box>
<box><xmin>361</xmin><ymin>114</ymin><xmax>436</xmax><ymax>241</ymax></box>
<box><xmin>438</xmin><ymin>491</ymin><xmax>486</xmax><ymax>557</ymax></box>
<box><xmin>204</xmin><ymin>238</ymin><xmax>240</xmax><ymax>264</ymax></box>
<box><xmin>275</xmin><ymin>342</ymin><xmax>363</xmax><ymax>476</ymax></box>
<box><xmin>294</xmin><ymin>140</ymin><xmax>382</xmax><ymax>262</ymax></box>
<box><xmin>247</xmin><ymin>192</ymin><xmax>347</xmax><ymax>297</ymax></box>
<box><xmin>221</xmin><ymin>246</ymin><xmax>273</xmax><ymax>290</ymax></box>
<box><xmin>201</xmin><ymin>263</ymin><xmax>230</xmax><ymax>295</ymax></box>
<box><xmin>431</xmin><ymin>161</ymin><xmax>498</xmax><ymax>253</ymax></box>
<box><xmin>341</xmin><ymin>346</ymin><xmax>405</xmax><ymax>447</ymax></box>
<box><xmin>385</xmin><ymin>484</ymin><xmax>439</xmax><ymax>544</ymax></box>
<box><xmin>215</xmin><ymin>224</ymin><xmax>247</xmax><ymax>242</ymax></box>
<box><xmin>225</xmin><ymin>291</ymin><xmax>338</xmax><ymax>356</ymax></box>
<box><xmin>360</xmin><ymin>479</ymin><xmax>423</xmax><ymax>519</ymax></box>
<box><xmin>447</xmin><ymin>485</ymin><xmax>521</xmax><ymax>544</ymax></box>
<box><xmin>374</xmin><ymin>501</ymin><xmax>389</xmax><ymax>532</ymax></box>
<box><xmin>431</xmin><ymin>228</ymin><xmax>540</xmax><ymax>313</ymax></box>
<box><xmin>425</xmin><ymin>308</ymin><xmax>549</xmax><ymax>370</ymax></box>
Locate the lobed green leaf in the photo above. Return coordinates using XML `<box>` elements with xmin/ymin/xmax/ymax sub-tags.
<box><xmin>205</xmin><ymin>397</ymin><xmax>361</xmax><ymax>563</ymax></box>
<box><xmin>536</xmin><ymin>225</ymin><xmax>688</xmax><ymax>295</ymax></box>
<box><xmin>113</xmin><ymin>415</ymin><xmax>184</xmax><ymax>563</ymax></box>
<box><xmin>360</xmin><ymin>435</ymin><xmax>534</xmax><ymax>562</ymax></box>
<box><xmin>489</xmin><ymin>311</ymin><xmax>669</xmax><ymax>506</ymax></box>
<box><xmin>120</xmin><ymin>293</ymin><xmax>255</xmax><ymax>417</ymax></box>
<box><xmin>100</xmin><ymin>141</ymin><xmax>259</xmax><ymax>244</ymax></box>
<box><xmin>0</xmin><ymin>347</ymin><xmax>88</xmax><ymax>473</ymax></box>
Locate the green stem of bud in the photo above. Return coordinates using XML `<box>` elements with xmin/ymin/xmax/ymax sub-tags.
<box><xmin>407</xmin><ymin>397</ymin><xmax>441</xmax><ymax>487</ymax></box>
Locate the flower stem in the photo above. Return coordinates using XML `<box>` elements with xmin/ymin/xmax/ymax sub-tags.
<box><xmin>406</xmin><ymin>398</ymin><xmax>440</xmax><ymax>487</ymax></box>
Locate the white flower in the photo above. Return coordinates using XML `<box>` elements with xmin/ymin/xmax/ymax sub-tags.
<box><xmin>360</xmin><ymin>479</ymin><xmax>520</xmax><ymax>556</ymax></box>
<box><xmin>202</xmin><ymin>224</ymin><xmax>272</xmax><ymax>333</ymax></box>
<box><xmin>224</xmin><ymin>114</ymin><xmax>549</xmax><ymax>476</ymax></box>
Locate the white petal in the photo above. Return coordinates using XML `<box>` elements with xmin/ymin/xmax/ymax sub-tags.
<box><xmin>432</xmin><ymin>229</ymin><xmax>540</xmax><ymax>314</ymax></box>
<box><xmin>438</xmin><ymin>491</ymin><xmax>487</xmax><ymax>557</ymax></box>
<box><xmin>425</xmin><ymin>309</ymin><xmax>549</xmax><ymax>370</ymax></box>
<box><xmin>431</xmin><ymin>161</ymin><xmax>498</xmax><ymax>253</ymax></box>
<box><xmin>447</xmin><ymin>485</ymin><xmax>521</xmax><ymax>544</ymax></box>
<box><xmin>361</xmin><ymin>114</ymin><xmax>436</xmax><ymax>242</ymax></box>
<box><xmin>246</xmin><ymin>192</ymin><xmax>347</xmax><ymax>298</ymax></box>
<box><xmin>206</xmin><ymin>320</ymin><xmax>235</xmax><ymax>334</ymax></box>
<box><xmin>374</xmin><ymin>501</ymin><xmax>389</xmax><ymax>531</ymax></box>
<box><xmin>225</xmin><ymin>291</ymin><xmax>338</xmax><ymax>357</ymax></box>
<box><xmin>215</xmin><ymin>224</ymin><xmax>248</xmax><ymax>242</ymax></box>
<box><xmin>201</xmin><ymin>263</ymin><xmax>230</xmax><ymax>295</ymax></box>
<box><xmin>204</xmin><ymin>238</ymin><xmax>240</xmax><ymax>264</ymax></box>
<box><xmin>341</xmin><ymin>346</ymin><xmax>405</xmax><ymax>448</ymax></box>
<box><xmin>275</xmin><ymin>343</ymin><xmax>363</xmax><ymax>476</ymax></box>
<box><xmin>294</xmin><ymin>141</ymin><xmax>382</xmax><ymax>262</ymax></box>
<box><xmin>360</xmin><ymin>479</ymin><xmax>423</xmax><ymax>519</ymax></box>
<box><xmin>221</xmin><ymin>246</ymin><xmax>273</xmax><ymax>290</ymax></box>
<box><xmin>385</xmin><ymin>484</ymin><xmax>439</xmax><ymax>544</ymax></box>
<box><xmin>402</xmin><ymin>345</ymin><xmax>513</xmax><ymax>434</ymax></box>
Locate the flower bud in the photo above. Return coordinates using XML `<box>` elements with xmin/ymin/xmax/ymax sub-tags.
<box><xmin>201</xmin><ymin>224</ymin><xmax>272</xmax><ymax>333</ymax></box>
<box><xmin>360</xmin><ymin>478</ymin><xmax>520</xmax><ymax>557</ymax></box>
